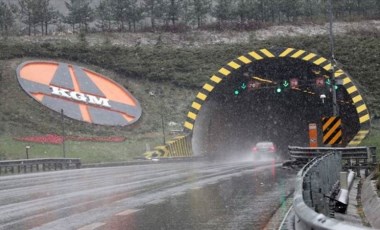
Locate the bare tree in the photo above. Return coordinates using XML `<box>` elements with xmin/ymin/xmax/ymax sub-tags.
<box><xmin>233</xmin><ymin>0</ymin><xmax>250</xmax><ymax>23</ymax></box>
<box><xmin>18</xmin><ymin>0</ymin><xmax>36</xmax><ymax>35</ymax></box>
<box><xmin>191</xmin><ymin>0</ymin><xmax>211</xmax><ymax>28</ymax></box>
<box><xmin>212</xmin><ymin>0</ymin><xmax>233</xmax><ymax>25</ymax></box>
<box><xmin>279</xmin><ymin>0</ymin><xmax>301</xmax><ymax>22</ymax></box>
<box><xmin>0</xmin><ymin>2</ymin><xmax>17</xmax><ymax>35</ymax></box>
<box><xmin>108</xmin><ymin>0</ymin><xmax>128</xmax><ymax>31</ymax></box>
<box><xmin>65</xmin><ymin>0</ymin><xmax>94</xmax><ymax>33</ymax></box>
<box><xmin>142</xmin><ymin>0</ymin><xmax>165</xmax><ymax>30</ymax></box>
<box><xmin>127</xmin><ymin>0</ymin><xmax>144</xmax><ymax>32</ymax></box>
<box><xmin>96</xmin><ymin>0</ymin><xmax>112</xmax><ymax>31</ymax></box>
<box><xmin>165</xmin><ymin>0</ymin><xmax>181</xmax><ymax>26</ymax></box>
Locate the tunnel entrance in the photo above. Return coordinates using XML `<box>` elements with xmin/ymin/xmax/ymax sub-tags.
<box><xmin>187</xmin><ymin>48</ymin><xmax>368</xmax><ymax>159</ymax></box>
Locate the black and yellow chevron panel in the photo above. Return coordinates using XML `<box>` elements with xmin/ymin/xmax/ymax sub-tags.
<box><xmin>184</xmin><ymin>47</ymin><xmax>371</xmax><ymax>146</ymax></box>
<box><xmin>322</xmin><ymin>116</ymin><xmax>343</xmax><ymax>145</ymax></box>
<box><xmin>143</xmin><ymin>134</ymin><xmax>193</xmax><ymax>159</ymax></box>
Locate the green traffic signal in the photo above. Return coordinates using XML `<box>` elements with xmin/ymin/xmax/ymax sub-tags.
<box><xmin>241</xmin><ymin>83</ymin><xmax>247</xmax><ymax>90</ymax></box>
<box><xmin>234</xmin><ymin>89</ymin><xmax>240</xmax><ymax>95</ymax></box>
<box><xmin>276</xmin><ymin>87</ymin><xmax>282</xmax><ymax>93</ymax></box>
<box><xmin>283</xmin><ymin>80</ymin><xmax>289</xmax><ymax>88</ymax></box>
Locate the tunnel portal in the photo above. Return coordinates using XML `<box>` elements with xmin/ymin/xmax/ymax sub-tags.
<box><xmin>184</xmin><ymin>48</ymin><xmax>370</xmax><ymax>159</ymax></box>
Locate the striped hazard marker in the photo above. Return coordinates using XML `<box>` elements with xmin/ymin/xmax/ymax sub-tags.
<box><xmin>322</xmin><ymin>116</ymin><xmax>342</xmax><ymax>145</ymax></box>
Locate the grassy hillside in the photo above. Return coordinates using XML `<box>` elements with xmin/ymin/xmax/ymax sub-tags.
<box><xmin>0</xmin><ymin>31</ymin><xmax>379</xmax><ymax>162</ymax></box>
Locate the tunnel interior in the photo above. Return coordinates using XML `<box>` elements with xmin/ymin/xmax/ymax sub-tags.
<box><xmin>192</xmin><ymin>58</ymin><xmax>360</xmax><ymax>159</ymax></box>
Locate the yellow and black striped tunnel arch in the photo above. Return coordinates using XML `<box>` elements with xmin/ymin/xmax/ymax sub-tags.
<box><xmin>184</xmin><ymin>47</ymin><xmax>370</xmax><ymax>147</ymax></box>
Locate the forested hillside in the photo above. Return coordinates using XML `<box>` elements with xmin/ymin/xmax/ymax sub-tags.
<box><xmin>0</xmin><ymin>0</ymin><xmax>379</xmax><ymax>36</ymax></box>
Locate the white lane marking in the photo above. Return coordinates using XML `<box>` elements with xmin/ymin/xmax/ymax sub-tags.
<box><xmin>116</xmin><ymin>209</ymin><xmax>140</xmax><ymax>216</ymax></box>
<box><xmin>278</xmin><ymin>205</ymin><xmax>293</xmax><ymax>230</ymax></box>
<box><xmin>77</xmin><ymin>222</ymin><xmax>105</xmax><ymax>230</ymax></box>
<box><xmin>147</xmin><ymin>199</ymin><xmax>165</xmax><ymax>205</ymax></box>
<box><xmin>191</xmin><ymin>187</ymin><xmax>201</xmax><ymax>190</ymax></box>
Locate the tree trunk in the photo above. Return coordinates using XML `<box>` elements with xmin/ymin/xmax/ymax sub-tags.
<box><xmin>151</xmin><ymin>17</ymin><xmax>155</xmax><ymax>30</ymax></box>
<box><xmin>28</xmin><ymin>13</ymin><xmax>32</xmax><ymax>36</ymax></box>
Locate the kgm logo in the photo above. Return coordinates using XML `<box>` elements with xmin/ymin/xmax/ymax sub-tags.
<box><xmin>17</xmin><ymin>61</ymin><xmax>142</xmax><ymax>126</ymax></box>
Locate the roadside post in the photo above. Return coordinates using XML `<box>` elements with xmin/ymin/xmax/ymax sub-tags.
<box><xmin>308</xmin><ymin>123</ymin><xmax>318</xmax><ymax>147</ymax></box>
<box><xmin>25</xmin><ymin>146</ymin><xmax>30</xmax><ymax>159</ymax></box>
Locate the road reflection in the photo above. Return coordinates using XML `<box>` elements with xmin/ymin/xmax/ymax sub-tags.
<box><xmin>105</xmin><ymin>165</ymin><xmax>296</xmax><ymax>230</ymax></box>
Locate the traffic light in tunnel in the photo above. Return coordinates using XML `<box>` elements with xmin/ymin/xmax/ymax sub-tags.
<box><xmin>282</xmin><ymin>80</ymin><xmax>289</xmax><ymax>88</ymax></box>
<box><xmin>275</xmin><ymin>80</ymin><xmax>290</xmax><ymax>93</ymax></box>
<box><xmin>276</xmin><ymin>87</ymin><xmax>282</xmax><ymax>93</ymax></box>
<box><xmin>234</xmin><ymin>82</ymin><xmax>248</xmax><ymax>96</ymax></box>
<box><xmin>241</xmin><ymin>83</ymin><xmax>247</xmax><ymax>90</ymax></box>
<box><xmin>325</xmin><ymin>78</ymin><xmax>339</xmax><ymax>90</ymax></box>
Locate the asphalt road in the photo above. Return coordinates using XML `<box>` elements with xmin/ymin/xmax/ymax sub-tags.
<box><xmin>0</xmin><ymin>160</ymin><xmax>296</xmax><ymax>230</ymax></box>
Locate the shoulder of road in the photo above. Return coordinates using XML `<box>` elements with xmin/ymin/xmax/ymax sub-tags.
<box><xmin>267</xmin><ymin>171</ymin><xmax>380</xmax><ymax>230</ymax></box>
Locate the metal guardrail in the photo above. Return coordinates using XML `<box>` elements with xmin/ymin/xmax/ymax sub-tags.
<box><xmin>0</xmin><ymin>158</ymin><xmax>81</xmax><ymax>175</ymax></box>
<box><xmin>289</xmin><ymin>146</ymin><xmax>377</xmax><ymax>176</ymax></box>
<box><xmin>84</xmin><ymin>156</ymin><xmax>206</xmax><ymax>168</ymax></box>
<box><xmin>289</xmin><ymin>146</ymin><xmax>376</xmax><ymax>161</ymax></box>
<box><xmin>293</xmin><ymin>152</ymin><xmax>372</xmax><ymax>230</ymax></box>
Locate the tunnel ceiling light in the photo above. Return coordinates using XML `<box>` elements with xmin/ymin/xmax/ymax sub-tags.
<box><xmin>252</xmin><ymin>76</ymin><xmax>273</xmax><ymax>84</ymax></box>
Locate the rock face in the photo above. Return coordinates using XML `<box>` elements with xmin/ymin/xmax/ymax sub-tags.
<box><xmin>361</xmin><ymin>173</ymin><xmax>380</xmax><ymax>229</ymax></box>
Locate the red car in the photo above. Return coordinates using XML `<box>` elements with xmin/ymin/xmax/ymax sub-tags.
<box><xmin>252</xmin><ymin>141</ymin><xmax>278</xmax><ymax>160</ymax></box>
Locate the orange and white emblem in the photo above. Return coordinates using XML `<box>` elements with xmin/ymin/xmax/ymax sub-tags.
<box><xmin>17</xmin><ymin>61</ymin><xmax>142</xmax><ymax>126</ymax></box>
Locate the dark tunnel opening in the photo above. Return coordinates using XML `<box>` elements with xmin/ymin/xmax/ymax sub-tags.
<box><xmin>192</xmin><ymin>58</ymin><xmax>360</xmax><ymax>159</ymax></box>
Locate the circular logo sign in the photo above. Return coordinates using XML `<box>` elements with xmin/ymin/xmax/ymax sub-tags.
<box><xmin>17</xmin><ymin>61</ymin><xmax>142</xmax><ymax>126</ymax></box>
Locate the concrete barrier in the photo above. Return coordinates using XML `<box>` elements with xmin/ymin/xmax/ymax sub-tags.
<box><xmin>361</xmin><ymin>172</ymin><xmax>380</xmax><ymax>228</ymax></box>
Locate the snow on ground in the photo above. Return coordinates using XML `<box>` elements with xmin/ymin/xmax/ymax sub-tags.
<box><xmin>5</xmin><ymin>20</ymin><xmax>380</xmax><ymax>48</ymax></box>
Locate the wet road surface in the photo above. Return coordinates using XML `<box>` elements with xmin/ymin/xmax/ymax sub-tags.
<box><xmin>0</xmin><ymin>160</ymin><xmax>296</xmax><ymax>230</ymax></box>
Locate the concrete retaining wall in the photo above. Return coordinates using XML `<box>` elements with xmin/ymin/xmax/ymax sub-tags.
<box><xmin>361</xmin><ymin>173</ymin><xmax>380</xmax><ymax>229</ymax></box>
